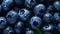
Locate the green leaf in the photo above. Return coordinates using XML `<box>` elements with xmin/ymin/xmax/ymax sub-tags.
<box><xmin>35</xmin><ymin>28</ymin><xmax>42</xmax><ymax>34</ymax></box>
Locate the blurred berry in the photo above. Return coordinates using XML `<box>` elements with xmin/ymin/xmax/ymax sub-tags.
<box><xmin>25</xmin><ymin>0</ymin><xmax>36</xmax><ymax>9</ymax></box>
<box><xmin>43</xmin><ymin>12</ymin><xmax>53</xmax><ymax>23</ymax></box>
<box><xmin>6</xmin><ymin>10</ymin><xmax>18</xmax><ymax>24</ymax></box>
<box><xmin>14</xmin><ymin>21</ymin><xmax>24</xmax><ymax>34</ymax></box>
<box><xmin>3</xmin><ymin>26</ymin><xmax>14</xmax><ymax>34</ymax></box>
<box><xmin>0</xmin><ymin>17</ymin><xmax>7</xmax><ymax>29</ymax></box>
<box><xmin>2</xmin><ymin>0</ymin><xmax>14</xmax><ymax>11</ymax></box>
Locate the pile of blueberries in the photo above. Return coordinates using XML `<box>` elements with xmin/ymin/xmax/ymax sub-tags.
<box><xmin>0</xmin><ymin>0</ymin><xmax>60</xmax><ymax>34</ymax></box>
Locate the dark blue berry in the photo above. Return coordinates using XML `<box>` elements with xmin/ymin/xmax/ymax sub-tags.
<box><xmin>53</xmin><ymin>12</ymin><xmax>60</xmax><ymax>23</ymax></box>
<box><xmin>3</xmin><ymin>26</ymin><xmax>14</xmax><ymax>34</ymax></box>
<box><xmin>43</xmin><ymin>13</ymin><xmax>53</xmax><ymax>23</ymax></box>
<box><xmin>18</xmin><ymin>8</ymin><xmax>30</xmax><ymax>21</ymax></box>
<box><xmin>47</xmin><ymin>5</ymin><xmax>54</xmax><ymax>13</ymax></box>
<box><xmin>2</xmin><ymin>0</ymin><xmax>14</xmax><ymax>11</ymax></box>
<box><xmin>29</xmin><ymin>16</ymin><xmax>42</xmax><ymax>29</ymax></box>
<box><xmin>56</xmin><ymin>23</ymin><xmax>60</xmax><ymax>33</ymax></box>
<box><xmin>34</xmin><ymin>4</ymin><xmax>46</xmax><ymax>16</ymax></box>
<box><xmin>0</xmin><ymin>17</ymin><xmax>7</xmax><ymax>29</ymax></box>
<box><xmin>0</xmin><ymin>5</ymin><xmax>3</xmax><ymax>13</ymax></box>
<box><xmin>42</xmin><ymin>24</ymin><xmax>55</xmax><ymax>34</ymax></box>
<box><xmin>25</xmin><ymin>0</ymin><xmax>36</xmax><ymax>8</ymax></box>
<box><xmin>14</xmin><ymin>21</ymin><xmax>24</xmax><ymax>34</ymax></box>
<box><xmin>26</xmin><ymin>29</ymin><xmax>34</xmax><ymax>34</ymax></box>
<box><xmin>54</xmin><ymin>1</ymin><xmax>60</xmax><ymax>11</ymax></box>
<box><xmin>6</xmin><ymin>10</ymin><xmax>18</xmax><ymax>24</ymax></box>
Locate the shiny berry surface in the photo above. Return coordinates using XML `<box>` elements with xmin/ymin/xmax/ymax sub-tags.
<box><xmin>0</xmin><ymin>0</ymin><xmax>60</xmax><ymax>34</ymax></box>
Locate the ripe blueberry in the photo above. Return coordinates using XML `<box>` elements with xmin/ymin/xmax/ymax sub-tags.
<box><xmin>43</xmin><ymin>13</ymin><xmax>53</xmax><ymax>23</ymax></box>
<box><xmin>18</xmin><ymin>8</ymin><xmax>30</xmax><ymax>21</ymax></box>
<box><xmin>53</xmin><ymin>12</ymin><xmax>60</xmax><ymax>23</ymax></box>
<box><xmin>25</xmin><ymin>0</ymin><xmax>36</xmax><ymax>8</ymax></box>
<box><xmin>3</xmin><ymin>26</ymin><xmax>14</xmax><ymax>34</ymax></box>
<box><xmin>56</xmin><ymin>23</ymin><xmax>60</xmax><ymax>33</ymax></box>
<box><xmin>26</xmin><ymin>29</ymin><xmax>34</xmax><ymax>34</ymax></box>
<box><xmin>14</xmin><ymin>21</ymin><xmax>24</xmax><ymax>34</ymax></box>
<box><xmin>2</xmin><ymin>0</ymin><xmax>14</xmax><ymax>11</ymax></box>
<box><xmin>29</xmin><ymin>16</ymin><xmax>42</xmax><ymax>29</ymax></box>
<box><xmin>47</xmin><ymin>5</ymin><xmax>54</xmax><ymax>13</ymax></box>
<box><xmin>42</xmin><ymin>24</ymin><xmax>55</xmax><ymax>34</ymax></box>
<box><xmin>6</xmin><ymin>10</ymin><xmax>18</xmax><ymax>24</ymax></box>
<box><xmin>0</xmin><ymin>17</ymin><xmax>7</xmax><ymax>29</ymax></box>
<box><xmin>54</xmin><ymin>1</ymin><xmax>60</xmax><ymax>11</ymax></box>
<box><xmin>34</xmin><ymin>4</ymin><xmax>46</xmax><ymax>16</ymax></box>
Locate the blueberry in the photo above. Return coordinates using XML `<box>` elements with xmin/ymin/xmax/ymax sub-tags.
<box><xmin>43</xmin><ymin>13</ymin><xmax>53</xmax><ymax>23</ymax></box>
<box><xmin>47</xmin><ymin>5</ymin><xmax>54</xmax><ymax>13</ymax></box>
<box><xmin>34</xmin><ymin>4</ymin><xmax>46</xmax><ymax>16</ymax></box>
<box><xmin>0</xmin><ymin>5</ymin><xmax>3</xmax><ymax>13</ymax></box>
<box><xmin>26</xmin><ymin>29</ymin><xmax>34</xmax><ymax>34</ymax></box>
<box><xmin>29</xmin><ymin>16</ymin><xmax>42</xmax><ymax>29</ymax></box>
<box><xmin>6</xmin><ymin>10</ymin><xmax>18</xmax><ymax>24</ymax></box>
<box><xmin>15</xmin><ymin>0</ymin><xmax>24</xmax><ymax>5</ymax></box>
<box><xmin>2</xmin><ymin>0</ymin><xmax>14</xmax><ymax>11</ymax></box>
<box><xmin>53</xmin><ymin>12</ymin><xmax>60</xmax><ymax>23</ymax></box>
<box><xmin>0</xmin><ymin>17</ymin><xmax>7</xmax><ymax>29</ymax></box>
<box><xmin>18</xmin><ymin>8</ymin><xmax>30</xmax><ymax>21</ymax></box>
<box><xmin>54</xmin><ymin>1</ymin><xmax>60</xmax><ymax>11</ymax></box>
<box><xmin>14</xmin><ymin>21</ymin><xmax>24</xmax><ymax>34</ymax></box>
<box><xmin>42</xmin><ymin>24</ymin><xmax>55</xmax><ymax>34</ymax></box>
<box><xmin>25</xmin><ymin>0</ymin><xmax>36</xmax><ymax>8</ymax></box>
<box><xmin>3</xmin><ymin>26</ymin><xmax>14</xmax><ymax>34</ymax></box>
<box><xmin>56</xmin><ymin>23</ymin><xmax>60</xmax><ymax>33</ymax></box>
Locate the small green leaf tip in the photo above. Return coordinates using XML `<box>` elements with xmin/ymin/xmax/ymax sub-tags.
<box><xmin>35</xmin><ymin>28</ymin><xmax>43</xmax><ymax>34</ymax></box>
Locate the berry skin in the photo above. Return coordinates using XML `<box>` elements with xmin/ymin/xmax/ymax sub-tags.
<box><xmin>43</xmin><ymin>13</ymin><xmax>53</xmax><ymax>23</ymax></box>
<box><xmin>25</xmin><ymin>0</ymin><xmax>36</xmax><ymax>8</ymax></box>
<box><xmin>3</xmin><ymin>26</ymin><xmax>14</xmax><ymax>34</ymax></box>
<box><xmin>26</xmin><ymin>29</ymin><xmax>34</xmax><ymax>34</ymax></box>
<box><xmin>15</xmin><ymin>0</ymin><xmax>24</xmax><ymax>5</ymax></box>
<box><xmin>18</xmin><ymin>8</ymin><xmax>30</xmax><ymax>21</ymax></box>
<box><xmin>29</xmin><ymin>16</ymin><xmax>42</xmax><ymax>29</ymax></box>
<box><xmin>34</xmin><ymin>4</ymin><xmax>46</xmax><ymax>16</ymax></box>
<box><xmin>54</xmin><ymin>1</ymin><xmax>60</xmax><ymax>11</ymax></box>
<box><xmin>0</xmin><ymin>17</ymin><xmax>7</xmax><ymax>29</ymax></box>
<box><xmin>47</xmin><ymin>5</ymin><xmax>54</xmax><ymax>13</ymax></box>
<box><xmin>42</xmin><ymin>24</ymin><xmax>55</xmax><ymax>34</ymax></box>
<box><xmin>56</xmin><ymin>23</ymin><xmax>60</xmax><ymax>33</ymax></box>
<box><xmin>53</xmin><ymin>12</ymin><xmax>60</xmax><ymax>23</ymax></box>
<box><xmin>26</xmin><ymin>30</ymin><xmax>34</xmax><ymax>34</ymax></box>
<box><xmin>0</xmin><ymin>5</ymin><xmax>3</xmax><ymax>13</ymax></box>
<box><xmin>14</xmin><ymin>21</ymin><xmax>24</xmax><ymax>34</ymax></box>
<box><xmin>1</xmin><ymin>0</ymin><xmax>14</xmax><ymax>11</ymax></box>
<box><xmin>6</xmin><ymin>10</ymin><xmax>18</xmax><ymax>24</ymax></box>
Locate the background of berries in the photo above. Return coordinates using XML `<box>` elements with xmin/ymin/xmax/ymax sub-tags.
<box><xmin>0</xmin><ymin>0</ymin><xmax>60</xmax><ymax>34</ymax></box>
